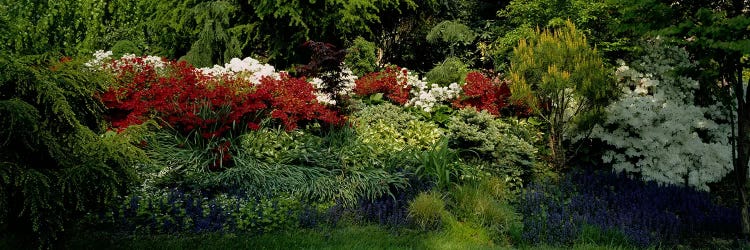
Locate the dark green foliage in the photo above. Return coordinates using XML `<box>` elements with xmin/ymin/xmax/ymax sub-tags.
<box><xmin>424</xmin><ymin>57</ymin><xmax>470</xmax><ymax>86</ymax></box>
<box><xmin>179</xmin><ymin>1</ymin><xmax>243</xmax><ymax>67</ymax></box>
<box><xmin>248</xmin><ymin>0</ymin><xmax>418</xmax><ymax>67</ymax></box>
<box><xmin>492</xmin><ymin>0</ymin><xmax>625</xmax><ymax>69</ymax></box>
<box><xmin>0</xmin><ymin>54</ymin><xmax>143</xmax><ymax>247</ymax></box>
<box><xmin>345</xmin><ymin>37</ymin><xmax>379</xmax><ymax>77</ymax></box>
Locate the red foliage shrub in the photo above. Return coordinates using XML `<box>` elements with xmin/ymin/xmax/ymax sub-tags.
<box><xmin>452</xmin><ymin>71</ymin><xmax>512</xmax><ymax>116</ymax></box>
<box><xmin>261</xmin><ymin>73</ymin><xmax>345</xmax><ymax>130</ymax></box>
<box><xmin>99</xmin><ymin>57</ymin><xmax>344</xmax><ymax>137</ymax></box>
<box><xmin>353</xmin><ymin>66</ymin><xmax>410</xmax><ymax>105</ymax></box>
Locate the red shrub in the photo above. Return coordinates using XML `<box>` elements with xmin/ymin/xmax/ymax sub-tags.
<box><xmin>100</xmin><ymin>57</ymin><xmax>344</xmax><ymax>137</ymax></box>
<box><xmin>353</xmin><ymin>66</ymin><xmax>411</xmax><ymax>105</ymax></box>
<box><xmin>260</xmin><ymin>73</ymin><xmax>345</xmax><ymax>130</ymax></box>
<box><xmin>452</xmin><ymin>71</ymin><xmax>512</xmax><ymax>116</ymax></box>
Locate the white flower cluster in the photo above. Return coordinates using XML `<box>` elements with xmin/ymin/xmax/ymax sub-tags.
<box><xmin>199</xmin><ymin>57</ymin><xmax>280</xmax><ymax>85</ymax></box>
<box><xmin>121</xmin><ymin>53</ymin><xmax>166</xmax><ymax>69</ymax></box>
<box><xmin>85</xmin><ymin>50</ymin><xmax>166</xmax><ymax>71</ymax></box>
<box><xmin>402</xmin><ymin>68</ymin><xmax>462</xmax><ymax>112</ymax></box>
<box><xmin>592</xmin><ymin>42</ymin><xmax>731</xmax><ymax>191</ymax></box>
<box><xmin>308</xmin><ymin>67</ymin><xmax>358</xmax><ymax>106</ymax></box>
<box><xmin>84</xmin><ymin>50</ymin><xmax>113</xmax><ymax>68</ymax></box>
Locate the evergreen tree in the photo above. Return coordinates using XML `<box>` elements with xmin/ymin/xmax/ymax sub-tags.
<box><xmin>509</xmin><ymin>20</ymin><xmax>618</xmax><ymax>169</ymax></box>
<box><xmin>0</xmin><ymin>54</ymin><xmax>144</xmax><ymax>248</ymax></box>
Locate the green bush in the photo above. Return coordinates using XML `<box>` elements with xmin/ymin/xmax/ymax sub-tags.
<box><xmin>111</xmin><ymin>40</ymin><xmax>142</xmax><ymax>57</ymax></box>
<box><xmin>353</xmin><ymin>103</ymin><xmax>444</xmax><ymax>155</ymax></box>
<box><xmin>344</xmin><ymin>37</ymin><xmax>378</xmax><ymax>77</ymax></box>
<box><xmin>447</xmin><ymin>108</ymin><xmax>538</xmax><ymax>188</ymax></box>
<box><xmin>408</xmin><ymin>192</ymin><xmax>446</xmax><ymax>231</ymax></box>
<box><xmin>424</xmin><ymin>57</ymin><xmax>470</xmax><ymax>86</ymax></box>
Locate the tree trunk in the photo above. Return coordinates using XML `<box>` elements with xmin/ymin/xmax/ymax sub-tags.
<box><xmin>737</xmin><ymin>65</ymin><xmax>750</xmax><ymax>239</ymax></box>
<box><xmin>737</xmin><ymin>110</ymin><xmax>750</xmax><ymax>239</ymax></box>
<box><xmin>550</xmin><ymin>111</ymin><xmax>566</xmax><ymax>170</ymax></box>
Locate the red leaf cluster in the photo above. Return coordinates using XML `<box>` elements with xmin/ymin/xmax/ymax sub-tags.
<box><xmin>452</xmin><ymin>71</ymin><xmax>512</xmax><ymax>116</ymax></box>
<box><xmin>99</xmin><ymin>57</ymin><xmax>344</xmax><ymax>138</ymax></box>
<box><xmin>353</xmin><ymin>66</ymin><xmax>411</xmax><ymax>105</ymax></box>
<box><xmin>262</xmin><ymin>73</ymin><xmax>345</xmax><ymax>130</ymax></box>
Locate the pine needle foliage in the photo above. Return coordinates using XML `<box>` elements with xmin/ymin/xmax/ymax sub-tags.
<box><xmin>0</xmin><ymin>54</ymin><xmax>144</xmax><ymax>248</ymax></box>
<box><xmin>509</xmin><ymin>20</ymin><xmax>618</xmax><ymax>169</ymax></box>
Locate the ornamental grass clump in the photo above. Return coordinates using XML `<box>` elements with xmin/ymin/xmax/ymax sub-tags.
<box><xmin>450</xmin><ymin>177</ymin><xmax>521</xmax><ymax>244</ymax></box>
<box><xmin>408</xmin><ymin>192</ymin><xmax>447</xmax><ymax>231</ymax></box>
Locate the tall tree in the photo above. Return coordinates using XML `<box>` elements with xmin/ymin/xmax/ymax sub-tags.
<box><xmin>509</xmin><ymin>20</ymin><xmax>618</xmax><ymax>169</ymax></box>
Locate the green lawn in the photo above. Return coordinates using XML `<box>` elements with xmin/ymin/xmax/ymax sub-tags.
<box><xmin>63</xmin><ymin>224</ymin><xmax>640</xmax><ymax>250</ymax></box>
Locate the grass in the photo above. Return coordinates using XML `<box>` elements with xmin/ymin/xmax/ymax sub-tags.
<box><xmin>66</xmin><ymin>225</ymin><xmax>501</xmax><ymax>250</ymax></box>
<box><xmin>62</xmin><ymin>223</ymin><xmax>646</xmax><ymax>250</ymax></box>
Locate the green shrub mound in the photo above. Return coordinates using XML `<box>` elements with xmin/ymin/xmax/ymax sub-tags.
<box><xmin>424</xmin><ymin>57</ymin><xmax>470</xmax><ymax>86</ymax></box>
<box><xmin>446</xmin><ymin>108</ymin><xmax>539</xmax><ymax>186</ymax></box>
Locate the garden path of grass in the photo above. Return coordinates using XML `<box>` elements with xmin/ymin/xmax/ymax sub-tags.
<box><xmin>65</xmin><ymin>224</ymin><xmax>636</xmax><ymax>250</ymax></box>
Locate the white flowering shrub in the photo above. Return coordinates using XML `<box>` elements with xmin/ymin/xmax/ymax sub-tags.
<box><xmin>198</xmin><ymin>57</ymin><xmax>280</xmax><ymax>84</ymax></box>
<box><xmin>393</xmin><ymin>68</ymin><xmax>462</xmax><ymax>112</ymax></box>
<box><xmin>84</xmin><ymin>50</ymin><xmax>114</xmax><ymax>68</ymax></box>
<box><xmin>592</xmin><ymin>41</ymin><xmax>732</xmax><ymax>191</ymax></box>
<box><xmin>405</xmin><ymin>72</ymin><xmax>462</xmax><ymax>112</ymax></box>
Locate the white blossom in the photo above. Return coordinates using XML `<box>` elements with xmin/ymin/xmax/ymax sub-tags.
<box><xmin>402</xmin><ymin>68</ymin><xmax>462</xmax><ymax>112</ymax></box>
<box><xmin>592</xmin><ymin>41</ymin><xmax>732</xmax><ymax>191</ymax></box>
<box><xmin>198</xmin><ymin>56</ymin><xmax>280</xmax><ymax>84</ymax></box>
<box><xmin>84</xmin><ymin>50</ymin><xmax>113</xmax><ymax>68</ymax></box>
